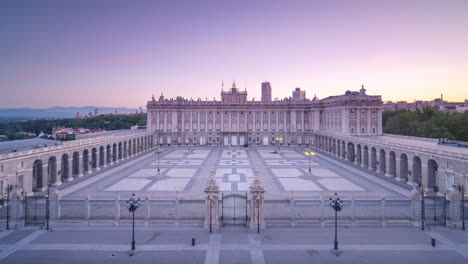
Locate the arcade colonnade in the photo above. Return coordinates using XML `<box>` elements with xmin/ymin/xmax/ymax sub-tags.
<box><xmin>313</xmin><ymin>133</ymin><xmax>467</xmax><ymax>194</ymax></box>
<box><xmin>0</xmin><ymin>132</ymin><xmax>154</xmax><ymax>195</ymax></box>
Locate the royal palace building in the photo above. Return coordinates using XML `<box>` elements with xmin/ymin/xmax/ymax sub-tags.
<box><xmin>146</xmin><ymin>82</ymin><xmax>383</xmax><ymax>146</ymax></box>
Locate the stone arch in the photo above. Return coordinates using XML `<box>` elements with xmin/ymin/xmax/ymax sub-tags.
<box><xmin>133</xmin><ymin>139</ymin><xmax>136</xmax><ymax>155</ymax></box>
<box><xmin>363</xmin><ymin>146</ymin><xmax>369</xmax><ymax>167</ymax></box>
<box><xmin>48</xmin><ymin>156</ymin><xmax>57</xmax><ymax>185</ymax></box>
<box><xmin>347</xmin><ymin>142</ymin><xmax>355</xmax><ymax>162</ymax></box>
<box><xmin>341</xmin><ymin>141</ymin><xmax>346</xmax><ymax>159</ymax></box>
<box><xmin>118</xmin><ymin>142</ymin><xmax>122</xmax><ymax>160</ymax></box>
<box><xmin>91</xmin><ymin>148</ymin><xmax>97</xmax><ymax>169</ymax></box>
<box><xmin>388</xmin><ymin>151</ymin><xmax>396</xmax><ymax>177</ymax></box>
<box><xmin>427</xmin><ymin>159</ymin><xmax>438</xmax><ymax>191</ymax></box>
<box><xmin>32</xmin><ymin>159</ymin><xmax>43</xmax><ymax>191</ymax></box>
<box><xmin>337</xmin><ymin>140</ymin><xmax>341</xmax><ymax>157</ymax></box>
<box><xmin>99</xmin><ymin>146</ymin><xmax>105</xmax><ymax>167</ymax></box>
<box><xmin>412</xmin><ymin>156</ymin><xmax>422</xmax><ymax>185</ymax></box>
<box><xmin>357</xmin><ymin>144</ymin><xmax>362</xmax><ymax>165</ymax></box>
<box><xmin>106</xmin><ymin>144</ymin><xmax>111</xmax><ymax>164</ymax></box>
<box><xmin>379</xmin><ymin>149</ymin><xmax>386</xmax><ymax>174</ymax></box>
<box><xmin>72</xmin><ymin>151</ymin><xmax>80</xmax><ymax>178</ymax></box>
<box><xmin>112</xmin><ymin>143</ymin><xmax>117</xmax><ymax>162</ymax></box>
<box><xmin>399</xmin><ymin>153</ymin><xmax>408</xmax><ymax>182</ymax></box>
<box><xmin>370</xmin><ymin>147</ymin><xmax>377</xmax><ymax>170</ymax></box>
<box><xmin>82</xmin><ymin>149</ymin><xmax>89</xmax><ymax>174</ymax></box>
<box><xmin>61</xmin><ymin>153</ymin><xmax>69</xmax><ymax>182</ymax></box>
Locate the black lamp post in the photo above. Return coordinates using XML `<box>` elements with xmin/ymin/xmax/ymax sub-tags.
<box><xmin>329</xmin><ymin>192</ymin><xmax>343</xmax><ymax>251</ymax></box>
<box><xmin>256</xmin><ymin>191</ymin><xmax>261</xmax><ymax>233</ymax></box>
<box><xmin>421</xmin><ymin>184</ymin><xmax>426</xmax><ymax>231</ymax></box>
<box><xmin>126</xmin><ymin>193</ymin><xmax>141</xmax><ymax>252</ymax></box>
<box><xmin>155</xmin><ymin>147</ymin><xmax>163</xmax><ymax>173</ymax></box>
<box><xmin>45</xmin><ymin>185</ymin><xmax>50</xmax><ymax>230</ymax></box>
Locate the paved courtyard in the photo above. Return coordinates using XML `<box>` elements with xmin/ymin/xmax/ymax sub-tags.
<box><xmin>60</xmin><ymin>147</ymin><xmax>411</xmax><ymax>199</ymax></box>
<box><xmin>0</xmin><ymin>226</ymin><xmax>467</xmax><ymax>263</ymax></box>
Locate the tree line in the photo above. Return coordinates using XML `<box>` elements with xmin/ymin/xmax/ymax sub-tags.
<box><xmin>383</xmin><ymin>107</ymin><xmax>468</xmax><ymax>142</ymax></box>
<box><xmin>0</xmin><ymin>115</ymin><xmax>147</xmax><ymax>141</ymax></box>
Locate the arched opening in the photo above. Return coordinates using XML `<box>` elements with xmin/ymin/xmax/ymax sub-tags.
<box><xmin>82</xmin><ymin>149</ymin><xmax>89</xmax><ymax>174</ymax></box>
<box><xmin>106</xmin><ymin>145</ymin><xmax>111</xmax><ymax>165</ymax></box>
<box><xmin>99</xmin><ymin>146</ymin><xmax>105</xmax><ymax>167</ymax></box>
<box><xmin>357</xmin><ymin>144</ymin><xmax>362</xmax><ymax>165</ymax></box>
<box><xmin>379</xmin><ymin>149</ymin><xmax>386</xmax><ymax>174</ymax></box>
<box><xmin>389</xmin><ymin>151</ymin><xmax>396</xmax><ymax>177</ymax></box>
<box><xmin>118</xmin><ymin>142</ymin><xmax>122</xmax><ymax>160</ymax></box>
<box><xmin>363</xmin><ymin>146</ymin><xmax>369</xmax><ymax>167</ymax></box>
<box><xmin>91</xmin><ymin>148</ymin><xmax>97</xmax><ymax>169</ymax></box>
<box><xmin>123</xmin><ymin>142</ymin><xmax>127</xmax><ymax>158</ymax></box>
<box><xmin>400</xmin><ymin>154</ymin><xmax>408</xmax><ymax>182</ymax></box>
<box><xmin>61</xmin><ymin>154</ymin><xmax>69</xmax><ymax>182</ymax></box>
<box><xmin>133</xmin><ymin>139</ymin><xmax>137</xmax><ymax>155</ymax></box>
<box><xmin>332</xmin><ymin>139</ymin><xmax>336</xmax><ymax>155</ymax></box>
<box><xmin>341</xmin><ymin>141</ymin><xmax>346</xmax><ymax>159</ymax></box>
<box><xmin>370</xmin><ymin>147</ymin><xmax>377</xmax><ymax>170</ymax></box>
<box><xmin>347</xmin><ymin>142</ymin><xmax>355</xmax><ymax>162</ymax></box>
<box><xmin>428</xmin><ymin>159</ymin><xmax>438</xmax><ymax>191</ymax></box>
<box><xmin>112</xmin><ymin>143</ymin><xmax>117</xmax><ymax>162</ymax></box>
<box><xmin>337</xmin><ymin>140</ymin><xmax>341</xmax><ymax>157</ymax></box>
<box><xmin>32</xmin><ymin>159</ymin><xmax>43</xmax><ymax>191</ymax></box>
<box><xmin>48</xmin><ymin>156</ymin><xmax>57</xmax><ymax>185</ymax></box>
<box><xmin>412</xmin><ymin>156</ymin><xmax>422</xmax><ymax>185</ymax></box>
<box><xmin>128</xmin><ymin>140</ymin><xmax>132</xmax><ymax>156</ymax></box>
<box><xmin>72</xmin><ymin>151</ymin><xmax>80</xmax><ymax>178</ymax></box>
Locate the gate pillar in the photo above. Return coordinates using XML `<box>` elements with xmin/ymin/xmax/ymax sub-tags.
<box><xmin>249</xmin><ymin>170</ymin><xmax>266</xmax><ymax>231</ymax></box>
<box><xmin>204</xmin><ymin>171</ymin><xmax>220</xmax><ymax>232</ymax></box>
<box><xmin>447</xmin><ymin>187</ymin><xmax>462</xmax><ymax>228</ymax></box>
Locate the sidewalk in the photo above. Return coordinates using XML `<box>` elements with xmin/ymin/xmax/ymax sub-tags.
<box><xmin>0</xmin><ymin>226</ymin><xmax>467</xmax><ymax>263</ymax></box>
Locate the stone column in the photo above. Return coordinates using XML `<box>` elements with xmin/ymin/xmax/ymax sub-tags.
<box><xmin>385</xmin><ymin>155</ymin><xmax>392</xmax><ymax>177</ymax></box>
<box><xmin>376</xmin><ymin>152</ymin><xmax>382</xmax><ymax>174</ymax></box>
<box><xmin>421</xmin><ymin>164</ymin><xmax>431</xmax><ymax>192</ymax></box>
<box><xmin>407</xmin><ymin>161</ymin><xmax>414</xmax><ymax>186</ymax></box>
<box><xmin>49</xmin><ymin>187</ymin><xmax>61</xmax><ymax>226</ymax></box>
<box><xmin>447</xmin><ymin>188</ymin><xmax>462</xmax><ymax>228</ymax></box>
<box><xmin>395</xmin><ymin>157</ymin><xmax>402</xmax><ymax>181</ymax></box>
<box><xmin>409</xmin><ymin>185</ymin><xmax>422</xmax><ymax>228</ymax></box>
<box><xmin>249</xmin><ymin>172</ymin><xmax>266</xmax><ymax>231</ymax></box>
<box><xmin>9</xmin><ymin>188</ymin><xmax>23</xmax><ymax>228</ymax></box>
<box><xmin>102</xmin><ymin>149</ymin><xmax>108</xmax><ymax>168</ymax></box>
<box><xmin>204</xmin><ymin>173</ymin><xmax>220</xmax><ymax>232</ymax></box>
<box><xmin>360</xmin><ymin>147</ymin><xmax>366</xmax><ymax>167</ymax></box>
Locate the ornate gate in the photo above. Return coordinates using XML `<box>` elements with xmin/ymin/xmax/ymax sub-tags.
<box><xmin>24</xmin><ymin>195</ymin><xmax>47</xmax><ymax>226</ymax></box>
<box><xmin>221</xmin><ymin>193</ymin><xmax>248</xmax><ymax>226</ymax></box>
<box><xmin>423</xmin><ymin>191</ymin><xmax>447</xmax><ymax>226</ymax></box>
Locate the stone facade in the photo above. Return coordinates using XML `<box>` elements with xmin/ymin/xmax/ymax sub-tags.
<box><xmin>146</xmin><ymin>83</ymin><xmax>383</xmax><ymax>147</ymax></box>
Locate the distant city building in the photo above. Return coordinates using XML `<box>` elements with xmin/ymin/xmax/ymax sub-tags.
<box><xmin>383</xmin><ymin>95</ymin><xmax>468</xmax><ymax>113</ymax></box>
<box><xmin>292</xmin><ymin>88</ymin><xmax>306</xmax><ymax>101</ymax></box>
<box><xmin>52</xmin><ymin>126</ymin><xmax>104</xmax><ymax>139</ymax></box>
<box><xmin>261</xmin><ymin>82</ymin><xmax>272</xmax><ymax>102</ymax></box>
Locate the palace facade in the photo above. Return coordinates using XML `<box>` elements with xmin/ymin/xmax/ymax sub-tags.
<box><xmin>146</xmin><ymin>82</ymin><xmax>383</xmax><ymax>146</ymax></box>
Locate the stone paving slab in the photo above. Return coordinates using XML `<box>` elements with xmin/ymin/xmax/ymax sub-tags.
<box><xmin>264</xmin><ymin>250</ymin><xmax>467</xmax><ymax>264</ymax></box>
<box><xmin>3</xmin><ymin>250</ymin><xmax>207</xmax><ymax>264</ymax></box>
<box><xmin>30</xmin><ymin>230</ymin><xmax>209</xmax><ymax>245</ymax></box>
<box><xmin>219</xmin><ymin>250</ymin><xmax>251</xmax><ymax>264</ymax></box>
<box><xmin>0</xmin><ymin>230</ymin><xmax>34</xmax><ymax>245</ymax></box>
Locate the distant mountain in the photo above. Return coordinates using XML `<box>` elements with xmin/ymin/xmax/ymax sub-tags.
<box><xmin>0</xmin><ymin>107</ymin><xmax>142</xmax><ymax>120</ymax></box>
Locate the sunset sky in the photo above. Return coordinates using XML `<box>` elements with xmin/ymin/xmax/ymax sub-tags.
<box><xmin>1</xmin><ymin>0</ymin><xmax>467</xmax><ymax>108</ymax></box>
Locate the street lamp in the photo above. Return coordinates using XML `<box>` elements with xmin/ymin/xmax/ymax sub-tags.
<box><xmin>256</xmin><ymin>190</ymin><xmax>262</xmax><ymax>233</ymax></box>
<box><xmin>207</xmin><ymin>182</ymin><xmax>214</xmax><ymax>233</ymax></box>
<box><xmin>126</xmin><ymin>193</ymin><xmax>141</xmax><ymax>253</ymax></box>
<box><xmin>304</xmin><ymin>148</ymin><xmax>315</xmax><ymax>174</ymax></box>
<box><xmin>44</xmin><ymin>185</ymin><xmax>50</xmax><ymax>230</ymax></box>
<box><xmin>275</xmin><ymin>137</ymin><xmax>283</xmax><ymax>153</ymax></box>
<box><xmin>155</xmin><ymin>147</ymin><xmax>163</xmax><ymax>174</ymax></box>
<box><xmin>329</xmin><ymin>192</ymin><xmax>343</xmax><ymax>252</ymax></box>
<box><xmin>421</xmin><ymin>184</ymin><xmax>426</xmax><ymax>231</ymax></box>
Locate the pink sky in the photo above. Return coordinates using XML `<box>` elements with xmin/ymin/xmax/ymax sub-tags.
<box><xmin>1</xmin><ymin>0</ymin><xmax>467</xmax><ymax>108</ymax></box>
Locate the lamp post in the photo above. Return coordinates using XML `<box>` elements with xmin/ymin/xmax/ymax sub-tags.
<box><xmin>126</xmin><ymin>193</ymin><xmax>141</xmax><ymax>253</ymax></box>
<box><xmin>44</xmin><ymin>185</ymin><xmax>50</xmax><ymax>230</ymax></box>
<box><xmin>304</xmin><ymin>148</ymin><xmax>315</xmax><ymax>174</ymax></box>
<box><xmin>207</xmin><ymin>182</ymin><xmax>214</xmax><ymax>233</ymax></box>
<box><xmin>275</xmin><ymin>137</ymin><xmax>283</xmax><ymax>153</ymax></box>
<box><xmin>256</xmin><ymin>190</ymin><xmax>261</xmax><ymax>233</ymax></box>
<box><xmin>3</xmin><ymin>185</ymin><xmax>12</xmax><ymax>230</ymax></box>
<box><xmin>421</xmin><ymin>184</ymin><xmax>426</xmax><ymax>231</ymax></box>
<box><xmin>329</xmin><ymin>192</ymin><xmax>343</xmax><ymax>251</ymax></box>
<box><xmin>155</xmin><ymin>147</ymin><xmax>163</xmax><ymax>174</ymax></box>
